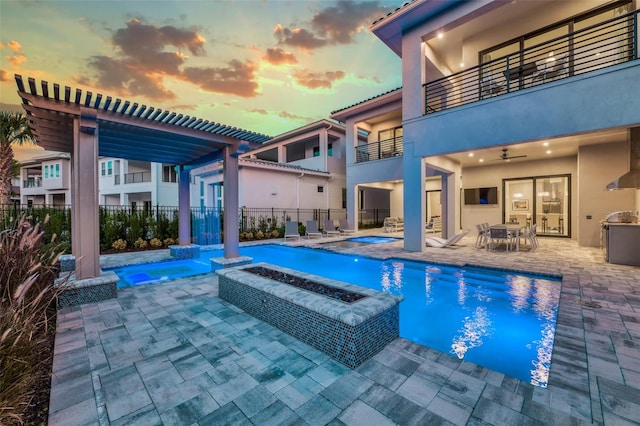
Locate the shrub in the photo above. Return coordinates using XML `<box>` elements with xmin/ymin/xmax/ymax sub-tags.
<box><xmin>0</xmin><ymin>215</ymin><xmax>65</xmax><ymax>425</ymax></box>
<box><xmin>271</xmin><ymin>229</ymin><xmax>280</xmax><ymax>238</ymax></box>
<box><xmin>112</xmin><ymin>238</ymin><xmax>127</xmax><ymax>251</ymax></box>
<box><xmin>245</xmin><ymin>232</ymin><xmax>254</xmax><ymax>240</ymax></box>
<box><xmin>150</xmin><ymin>237</ymin><xmax>162</xmax><ymax>248</ymax></box>
<box><xmin>255</xmin><ymin>230</ymin><xmax>264</xmax><ymax>239</ymax></box>
<box><xmin>133</xmin><ymin>237</ymin><xmax>148</xmax><ymax>249</ymax></box>
<box><xmin>163</xmin><ymin>237</ymin><xmax>175</xmax><ymax>247</ymax></box>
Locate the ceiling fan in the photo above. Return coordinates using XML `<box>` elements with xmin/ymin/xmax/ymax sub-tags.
<box><xmin>497</xmin><ymin>148</ymin><xmax>527</xmax><ymax>161</ymax></box>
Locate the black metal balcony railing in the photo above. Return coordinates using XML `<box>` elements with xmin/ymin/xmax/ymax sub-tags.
<box><xmin>425</xmin><ymin>10</ymin><xmax>638</xmax><ymax>114</ymax></box>
<box><xmin>355</xmin><ymin>137</ymin><xmax>403</xmax><ymax>163</ymax></box>
<box><xmin>123</xmin><ymin>171</ymin><xmax>151</xmax><ymax>184</ymax></box>
<box><xmin>23</xmin><ymin>178</ymin><xmax>42</xmax><ymax>188</ymax></box>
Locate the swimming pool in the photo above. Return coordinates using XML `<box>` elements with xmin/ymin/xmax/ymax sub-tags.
<box><xmin>110</xmin><ymin>244</ymin><xmax>560</xmax><ymax>387</ymax></box>
<box><xmin>109</xmin><ymin>258</ymin><xmax>211</xmax><ymax>286</ymax></box>
<box><xmin>321</xmin><ymin>235</ymin><xmax>401</xmax><ymax>248</ymax></box>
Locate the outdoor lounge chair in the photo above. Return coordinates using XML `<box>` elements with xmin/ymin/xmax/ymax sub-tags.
<box><xmin>338</xmin><ymin>219</ymin><xmax>356</xmax><ymax>235</ymax></box>
<box><xmin>425</xmin><ymin>230</ymin><xmax>469</xmax><ymax>248</ymax></box>
<box><xmin>284</xmin><ymin>221</ymin><xmax>300</xmax><ymax>241</ymax></box>
<box><xmin>323</xmin><ymin>219</ymin><xmax>340</xmax><ymax>237</ymax></box>
<box><xmin>305</xmin><ymin>220</ymin><xmax>322</xmax><ymax>239</ymax></box>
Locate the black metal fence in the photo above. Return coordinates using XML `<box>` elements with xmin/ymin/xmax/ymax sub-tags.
<box><xmin>1</xmin><ymin>204</ymin><xmax>391</xmax><ymax>249</ymax></box>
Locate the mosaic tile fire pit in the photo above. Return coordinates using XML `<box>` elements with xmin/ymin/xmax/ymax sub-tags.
<box><xmin>217</xmin><ymin>262</ymin><xmax>402</xmax><ymax>368</ymax></box>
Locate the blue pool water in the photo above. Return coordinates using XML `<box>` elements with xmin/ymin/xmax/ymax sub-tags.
<box><xmin>110</xmin><ymin>244</ymin><xmax>560</xmax><ymax>387</ymax></box>
<box><xmin>110</xmin><ymin>258</ymin><xmax>211</xmax><ymax>286</ymax></box>
<box><xmin>346</xmin><ymin>236</ymin><xmax>401</xmax><ymax>244</ymax></box>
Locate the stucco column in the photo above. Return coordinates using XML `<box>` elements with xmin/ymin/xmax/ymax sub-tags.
<box><xmin>223</xmin><ymin>146</ymin><xmax>240</xmax><ymax>258</ymax></box>
<box><xmin>320</xmin><ymin>127</ymin><xmax>329</xmax><ymax>171</ymax></box>
<box><xmin>403</xmin><ymin>142</ymin><xmax>425</xmax><ymax>252</ymax></box>
<box><xmin>72</xmin><ymin>109</ymin><xmax>100</xmax><ymax>279</ymax></box>
<box><xmin>178</xmin><ymin>167</ymin><xmax>191</xmax><ymax>245</ymax></box>
<box><xmin>441</xmin><ymin>173</ymin><xmax>456</xmax><ymax>239</ymax></box>
<box><xmin>345</xmin><ymin>120</ymin><xmax>357</xmax><ymax>229</ymax></box>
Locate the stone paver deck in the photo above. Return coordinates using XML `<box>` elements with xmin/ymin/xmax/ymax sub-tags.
<box><xmin>50</xmin><ymin>233</ymin><xmax>640</xmax><ymax>425</ymax></box>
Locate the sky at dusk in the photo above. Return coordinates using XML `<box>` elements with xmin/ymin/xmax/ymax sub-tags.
<box><xmin>0</xmin><ymin>0</ymin><xmax>403</xmax><ymax>158</ymax></box>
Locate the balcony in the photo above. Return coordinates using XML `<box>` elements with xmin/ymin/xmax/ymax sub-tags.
<box><xmin>355</xmin><ymin>137</ymin><xmax>403</xmax><ymax>163</ymax></box>
<box><xmin>23</xmin><ymin>178</ymin><xmax>42</xmax><ymax>188</ymax></box>
<box><xmin>425</xmin><ymin>10</ymin><xmax>638</xmax><ymax>114</ymax></box>
<box><xmin>116</xmin><ymin>171</ymin><xmax>152</xmax><ymax>184</ymax></box>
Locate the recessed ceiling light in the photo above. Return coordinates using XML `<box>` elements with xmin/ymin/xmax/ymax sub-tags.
<box><xmin>546</xmin><ymin>150</ymin><xmax>552</xmax><ymax>154</ymax></box>
<box><xmin>460</xmin><ymin>62</ymin><xmax>464</xmax><ymax>68</ymax></box>
<box><xmin>479</xmin><ymin>159</ymin><xmax>484</xmax><ymax>163</ymax></box>
<box><xmin>437</xmin><ymin>32</ymin><xmax>444</xmax><ymax>39</ymax></box>
<box><xmin>543</xmin><ymin>142</ymin><xmax>549</xmax><ymax>147</ymax></box>
<box><xmin>468</xmin><ymin>153</ymin><xmax>474</xmax><ymax>157</ymax></box>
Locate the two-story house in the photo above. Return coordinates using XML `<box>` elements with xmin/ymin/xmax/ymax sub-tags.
<box><xmin>98</xmin><ymin>158</ymin><xmax>180</xmax><ymax>209</ymax></box>
<box><xmin>332</xmin><ymin>0</ymin><xmax>640</xmax><ymax>250</ymax></box>
<box><xmin>20</xmin><ymin>153</ymin><xmax>71</xmax><ymax>206</ymax></box>
<box><xmin>191</xmin><ymin>119</ymin><xmax>382</xmax><ymax>225</ymax></box>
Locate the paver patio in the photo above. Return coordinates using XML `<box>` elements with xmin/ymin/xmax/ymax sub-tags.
<box><xmin>49</xmin><ymin>233</ymin><xmax>640</xmax><ymax>425</ymax></box>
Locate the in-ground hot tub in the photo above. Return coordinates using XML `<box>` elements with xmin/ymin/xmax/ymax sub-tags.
<box><xmin>217</xmin><ymin>262</ymin><xmax>403</xmax><ymax>368</ymax></box>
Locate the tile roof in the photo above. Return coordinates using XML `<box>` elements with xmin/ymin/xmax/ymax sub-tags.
<box><xmin>371</xmin><ymin>0</ymin><xmax>418</xmax><ymax>26</ymax></box>
<box><xmin>330</xmin><ymin>87</ymin><xmax>402</xmax><ymax>115</ymax></box>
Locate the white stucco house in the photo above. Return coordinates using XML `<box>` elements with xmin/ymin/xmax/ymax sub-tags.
<box><xmin>20</xmin><ymin>153</ymin><xmax>72</xmax><ymax>206</ymax></box>
<box><xmin>19</xmin><ymin>155</ymin><xmax>182</xmax><ymax>209</ymax></box>
<box><xmin>331</xmin><ymin>0</ymin><xmax>640</xmax><ymax>250</ymax></box>
<box><xmin>190</xmin><ymin>119</ymin><xmax>387</xmax><ymax>225</ymax></box>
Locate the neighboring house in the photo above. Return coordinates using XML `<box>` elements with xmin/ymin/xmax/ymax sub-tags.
<box><xmin>19</xmin><ymin>154</ymin><xmax>182</xmax><ymax>209</ymax></box>
<box><xmin>191</xmin><ymin>119</ymin><xmax>382</xmax><ymax>224</ymax></box>
<box><xmin>331</xmin><ymin>0</ymin><xmax>640</xmax><ymax>249</ymax></box>
<box><xmin>20</xmin><ymin>153</ymin><xmax>71</xmax><ymax>206</ymax></box>
<box><xmin>98</xmin><ymin>158</ymin><xmax>180</xmax><ymax>209</ymax></box>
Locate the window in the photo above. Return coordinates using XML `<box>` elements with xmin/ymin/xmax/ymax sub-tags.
<box><xmin>342</xmin><ymin>187</ymin><xmax>346</xmax><ymax>208</ymax></box>
<box><xmin>317</xmin><ymin>186</ymin><xmax>324</xmax><ymax>193</ymax></box>
<box><xmin>313</xmin><ymin>146</ymin><xmax>320</xmax><ymax>157</ymax></box>
<box><xmin>162</xmin><ymin>165</ymin><xmax>177</xmax><ymax>183</ymax></box>
<box><xmin>100</xmin><ymin>161</ymin><xmax>113</xmax><ymax>177</ymax></box>
<box><xmin>55</xmin><ymin>163</ymin><xmax>60</xmax><ymax>178</ymax></box>
<box><xmin>44</xmin><ymin>165</ymin><xmax>49</xmax><ymax>179</ymax></box>
<box><xmin>200</xmin><ymin>181</ymin><xmax>204</xmax><ymax>196</ymax></box>
<box><xmin>378</xmin><ymin>126</ymin><xmax>402</xmax><ymax>142</ymax></box>
<box><xmin>328</xmin><ymin>143</ymin><xmax>333</xmax><ymax>157</ymax></box>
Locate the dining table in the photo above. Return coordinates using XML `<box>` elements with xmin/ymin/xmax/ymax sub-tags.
<box><xmin>490</xmin><ymin>224</ymin><xmax>525</xmax><ymax>251</ymax></box>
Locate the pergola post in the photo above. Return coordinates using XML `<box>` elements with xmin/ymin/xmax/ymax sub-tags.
<box><xmin>178</xmin><ymin>166</ymin><xmax>191</xmax><ymax>246</ymax></box>
<box><xmin>223</xmin><ymin>146</ymin><xmax>240</xmax><ymax>258</ymax></box>
<box><xmin>72</xmin><ymin>108</ymin><xmax>100</xmax><ymax>279</ymax></box>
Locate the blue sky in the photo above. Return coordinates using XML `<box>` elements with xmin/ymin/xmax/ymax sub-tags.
<box><xmin>1</xmin><ymin>0</ymin><xmax>402</xmax><ymax>146</ymax></box>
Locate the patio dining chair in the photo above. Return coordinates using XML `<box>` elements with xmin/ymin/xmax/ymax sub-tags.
<box><xmin>323</xmin><ymin>219</ymin><xmax>340</xmax><ymax>237</ymax></box>
<box><xmin>305</xmin><ymin>221</ymin><xmax>322</xmax><ymax>239</ymax></box>
<box><xmin>338</xmin><ymin>219</ymin><xmax>356</xmax><ymax>235</ymax></box>
<box><xmin>488</xmin><ymin>226</ymin><xmax>512</xmax><ymax>252</ymax></box>
<box><xmin>284</xmin><ymin>221</ymin><xmax>300</xmax><ymax>241</ymax></box>
<box><xmin>520</xmin><ymin>223</ymin><xmax>538</xmax><ymax>251</ymax></box>
<box><xmin>475</xmin><ymin>223</ymin><xmax>489</xmax><ymax>249</ymax></box>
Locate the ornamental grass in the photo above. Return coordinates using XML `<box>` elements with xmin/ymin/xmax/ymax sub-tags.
<box><xmin>0</xmin><ymin>215</ymin><xmax>66</xmax><ymax>425</ymax></box>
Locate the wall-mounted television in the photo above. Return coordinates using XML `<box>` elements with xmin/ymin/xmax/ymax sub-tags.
<box><xmin>464</xmin><ymin>187</ymin><xmax>498</xmax><ymax>205</ymax></box>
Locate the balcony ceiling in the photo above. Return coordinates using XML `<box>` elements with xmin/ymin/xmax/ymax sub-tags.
<box><xmin>14</xmin><ymin>75</ymin><xmax>271</xmax><ymax>167</ymax></box>
<box><xmin>428</xmin><ymin>0</ymin><xmax>609</xmax><ymax>74</ymax></box>
<box><xmin>443</xmin><ymin>128</ymin><xmax>628</xmax><ymax>168</ymax></box>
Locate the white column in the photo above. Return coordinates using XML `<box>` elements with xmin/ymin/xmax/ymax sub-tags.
<box><xmin>320</xmin><ymin>127</ymin><xmax>328</xmax><ymax>171</ymax></box>
<box><xmin>345</xmin><ymin>120</ymin><xmax>357</xmax><ymax>229</ymax></box>
<box><xmin>441</xmin><ymin>173</ymin><xmax>456</xmax><ymax>239</ymax></box>
<box><xmin>403</xmin><ymin>141</ymin><xmax>425</xmax><ymax>252</ymax></box>
<box><xmin>72</xmin><ymin>108</ymin><xmax>100</xmax><ymax>279</ymax></box>
<box><xmin>223</xmin><ymin>147</ymin><xmax>240</xmax><ymax>258</ymax></box>
<box><xmin>178</xmin><ymin>167</ymin><xmax>191</xmax><ymax>245</ymax></box>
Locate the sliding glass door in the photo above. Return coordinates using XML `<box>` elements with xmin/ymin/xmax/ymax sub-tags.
<box><xmin>503</xmin><ymin>174</ymin><xmax>570</xmax><ymax>237</ymax></box>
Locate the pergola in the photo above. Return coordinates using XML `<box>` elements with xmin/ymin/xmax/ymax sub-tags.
<box><xmin>15</xmin><ymin>75</ymin><xmax>271</xmax><ymax>280</ymax></box>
